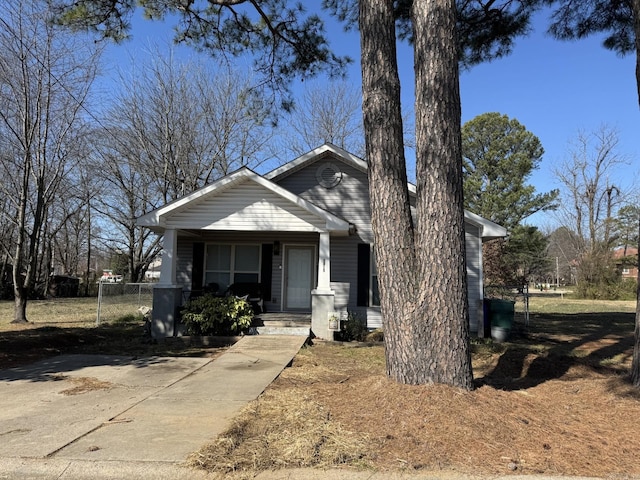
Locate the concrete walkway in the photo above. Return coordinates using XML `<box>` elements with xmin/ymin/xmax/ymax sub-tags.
<box><xmin>0</xmin><ymin>335</ymin><xmax>307</xmax><ymax>479</ymax></box>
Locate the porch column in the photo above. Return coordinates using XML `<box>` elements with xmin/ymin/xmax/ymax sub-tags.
<box><xmin>311</xmin><ymin>231</ymin><xmax>336</xmax><ymax>339</ymax></box>
<box><xmin>152</xmin><ymin>228</ymin><xmax>182</xmax><ymax>338</ymax></box>
<box><xmin>158</xmin><ymin>228</ymin><xmax>178</xmax><ymax>286</ymax></box>
<box><xmin>316</xmin><ymin>232</ymin><xmax>331</xmax><ymax>292</ymax></box>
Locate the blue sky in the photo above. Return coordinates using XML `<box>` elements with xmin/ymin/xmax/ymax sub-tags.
<box><xmin>458</xmin><ymin>13</ymin><xmax>640</xmax><ymax>225</ymax></box>
<box><xmin>101</xmin><ymin>7</ymin><xmax>639</xmax><ymax>228</ymax></box>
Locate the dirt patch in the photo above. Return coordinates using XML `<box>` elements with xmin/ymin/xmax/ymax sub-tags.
<box><xmin>55</xmin><ymin>376</ymin><xmax>115</xmax><ymax>395</ymax></box>
<box><xmin>192</xmin><ymin>311</ymin><xmax>640</xmax><ymax>478</ymax></box>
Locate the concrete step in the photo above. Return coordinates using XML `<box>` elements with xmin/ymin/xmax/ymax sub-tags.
<box><xmin>254</xmin><ymin>325</ymin><xmax>311</xmax><ymax>336</ymax></box>
<box><xmin>250</xmin><ymin>313</ymin><xmax>311</xmax><ymax>336</ymax></box>
<box><xmin>258</xmin><ymin>320</ymin><xmax>310</xmax><ymax>328</ymax></box>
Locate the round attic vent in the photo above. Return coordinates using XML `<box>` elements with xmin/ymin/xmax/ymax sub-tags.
<box><xmin>316</xmin><ymin>162</ymin><xmax>342</xmax><ymax>189</ymax></box>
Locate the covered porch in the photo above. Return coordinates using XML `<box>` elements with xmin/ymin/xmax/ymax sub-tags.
<box><xmin>137</xmin><ymin>168</ymin><xmax>352</xmax><ymax>339</ymax></box>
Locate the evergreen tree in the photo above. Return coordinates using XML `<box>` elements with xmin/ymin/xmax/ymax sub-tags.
<box><xmin>462</xmin><ymin>112</ymin><xmax>558</xmax><ymax>231</ymax></box>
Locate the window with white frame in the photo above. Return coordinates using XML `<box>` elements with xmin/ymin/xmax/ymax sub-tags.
<box><xmin>371</xmin><ymin>249</ymin><xmax>380</xmax><ymax>307</ymax></box>
<box><xmin>204</xmin><ymin>244</ymin><xmax>260</xmax><ymax>293</ymax></box>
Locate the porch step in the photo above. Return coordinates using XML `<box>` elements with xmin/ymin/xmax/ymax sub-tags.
<box><xmin>254</xmin><ymin>325</ymin><xmax>311</xmax><ymax>336</ymax></box>
<box><xmin>251</xmin><ymin>313</ymin><xmax>311</xmax><ymax>337</ymax></box>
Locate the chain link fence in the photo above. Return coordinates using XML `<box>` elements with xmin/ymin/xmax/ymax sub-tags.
<box><xmin>96</xmin><ymin>282</ymin><xmax>154</xmax><ymax>325</ymax></box>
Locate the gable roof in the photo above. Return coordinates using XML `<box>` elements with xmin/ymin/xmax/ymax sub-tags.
<box><xmin>137</xmin><ymin>167</ymin><xmax>351</xmax><ymax>235</ymax></box>
<box><xmin>463</xmin><ymin>210</ymin><xmax>507</xmax><ymax>241</ymax></box>
<box><xmin>137</xmin><ymin>144</ymin><xmax>506</xmax><ymax>240</ymax></box>
<box><xmin>266</xmin><ymin>143</ymin><xmax>367</xmax><ymax>181</ymax></box>
<box><xmin>266</xmin><ymin>143</ymin><xmax>507</xmax><ymax>240</ymax></box>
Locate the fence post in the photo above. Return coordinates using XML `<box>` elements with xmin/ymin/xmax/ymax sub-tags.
<box><xmin>96</xmin><ymin>281</ymin><xmax>103</xmax><ymax>326</ymax></box>
<box><xmin>524</xmin><ymin>284</ymin><xmax>530</xmax><ymax>327</ymax></box>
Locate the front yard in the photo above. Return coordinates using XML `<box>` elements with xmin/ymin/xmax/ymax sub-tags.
<box><xmin>1</xmin><ymin>296</ymin><xmax>639</xmax><ymax>477</ymax></box>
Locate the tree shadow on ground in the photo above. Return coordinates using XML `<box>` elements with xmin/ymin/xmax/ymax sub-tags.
<box><xmin>476</xmin><ymin>311</ymin><xmax>636</xmax><ymax>391</ymax></box>
<box><xmin>0</xmin><ymin>353</ymin><xmax>174</xmax><ymax>382</ymax></box>
<box><xmin>0</xmin><ymin>321</ymin><xmax>229</xmax><ymax>377</ymax></box>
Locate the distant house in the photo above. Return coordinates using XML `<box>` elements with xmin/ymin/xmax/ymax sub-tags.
<box><xmin>100</xmin><ymin>270</ymin><xmax>123</xmax><ymax>283</ymax></box>
<box><xmin>138</xmin><ymin>144</ymin><xmax>507</xmax><ymax>339</ymax></box>
<box><xmin>613</xmin><ymin>246</ymin><xmax>638</xmax><ymax>280</ymax></box>
<box><xmin>144</xmin><ymin>258</ymin><xmax>162</xmax><ymax>282</ymax></box>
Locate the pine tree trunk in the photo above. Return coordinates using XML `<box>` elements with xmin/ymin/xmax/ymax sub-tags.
<box><xmin>359</xmin><ymin>0</ymin><xmax>473</xmax><ymax>388</ymax></box>
<box><xmin>629</xmin><ymin>0</ymin><xmax>640</xmax><ymax>387</ymax></box>
<box><xmin>412</xmin><ymin>0</ymin><xmax>473</xmax><ymax>388</ymax></box>
<box><xmin>632</xmin><ymin>214</ymin><xmax>640</xmax><ymax>387</ymax></box>
<box><xmin>633</xmin><ymin>0</ymin><xmax>640</xmax><ymax>107</ymax></box>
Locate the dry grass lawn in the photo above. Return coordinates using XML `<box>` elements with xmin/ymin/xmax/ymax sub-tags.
<box><xmin>191</xmin><ymin>297</ymin><xmax>640</xmax><ymax>478</ymax></box>
<box><xmin>2</xmin><ymin>296</ymin><xmax>639</xmax><ymax>477</ymax></box>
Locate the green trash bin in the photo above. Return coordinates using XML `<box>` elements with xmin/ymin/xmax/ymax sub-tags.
<box><xmin>488</xmin><ymin>299</ymin><xmax>515</xmax><ymax>342</ymax></box>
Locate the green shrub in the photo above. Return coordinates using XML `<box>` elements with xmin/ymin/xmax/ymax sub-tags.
<box><xmin>612</xmin><ymin>279</ymin><xmax>638</xmax><ymax>301</ymax></box>
<box><xmin>575</xmin><ymin>278</ymin><xmax>637</xmax><ymax>301</ymax></box>
<box><xmin>181</xmin><ymin>294</ymin><xmax>253</xmax><ymax>336</ymax></box>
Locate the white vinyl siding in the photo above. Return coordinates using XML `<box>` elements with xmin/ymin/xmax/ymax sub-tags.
<box><xmin>166</xmin><ymin>181</ymin><xmax>327</xmax><ymax>232</ymax></box>
<box><xmin>465</xmin><ymin>223</ymin><xmax>482</xmax><ymax>333</ymax></box>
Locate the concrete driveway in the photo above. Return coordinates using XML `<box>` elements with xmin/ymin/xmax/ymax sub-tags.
<box><xmin>0</xmin><ymin>335</ymin><xmax>308</xmax><ymax>479</ymax></box>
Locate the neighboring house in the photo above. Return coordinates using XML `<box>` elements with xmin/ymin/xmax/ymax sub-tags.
<box><xmin>144</xmin><ymin>258</ymin><xmax>162</xmax><ymax>282</ymax></box>
<box><xmin>99</xmin><ymin>270</ymin><xmax>123</xmax><ymax>283</ymax></box>
<box><xmin>138</xmin><ymin>144</ymin><xmax>506</xmax><ymax>339</ymax></box>
<box><xmin>613</xmin><ymin>246</ymin><xmax>638</xmax><ymax>280</ymax></box>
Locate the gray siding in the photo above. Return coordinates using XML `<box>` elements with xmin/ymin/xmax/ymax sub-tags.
<box><xmin>330</xmin><ymin>236</ymin><xmax>361</xmax><ymax>306</ymax></box>
<box><xmin>330</xmin><ymin>282</ymin><xmax>350</xmax><ymax>314</ymax></box>
<box><xmin>276</xmin><ymin>156</ymin><xmax>384</xmax><ymax>327</ymax></box>
<box><xmin>276</xmin><ymin>156</ymin><xmax>485</xmax><ymax>331</ymax></box>
<box><xmin>277</xmin><ymin>156</ymin><xmax>375</xmax><ymax>242</ymax></box>
<box><xmin>176</xmin><ymin>240</ymin><xmax>193</xmax><ymax>289</ymax></box>
<box><xmin>176</xmin><ymin>230</ymin><xmax>317</xmax><ymax>312</ymax></box>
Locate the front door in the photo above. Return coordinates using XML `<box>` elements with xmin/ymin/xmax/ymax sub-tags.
<box><xmin>284</xmin><ymin>246</ymin><xmax>314</xmax><ymax>310</ymax></box>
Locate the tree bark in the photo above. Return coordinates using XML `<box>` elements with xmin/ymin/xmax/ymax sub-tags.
<box><xmin>630</xmin><ymin>0</ymin><xmax>640</xmax><ymax>388</ymax></box>
<box><xmin>632</xmin><ymin>213</ymin><xmax>640</xmax><ymax>387</ymax></box>
<box><xmin>12</xmin><ymin>148</ymin><xmax>32</xmax><ymax>324</ymax></box>
<box><xmin>412</xmin><ymin>0</ymin><xmax>473</xmax><ymax>388</ymax></box>
<box><xmin>360</xmin><ymin>0</ymin><xmax>473</xmax><ymax>388</ymax></box>
<box><xmin>634</xmin><ymin>0</ymin><xmax>640</xmax><ymax>107</ymax></box>
<box><xmin>85</xmin><ymin>190</ymin><xmax>92</xmax><ymax>297</ymax></box>
<box><xmin>359</xmin><ymin>0</ymin><xmax>419</xmax><ymax>384</ymax></box>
